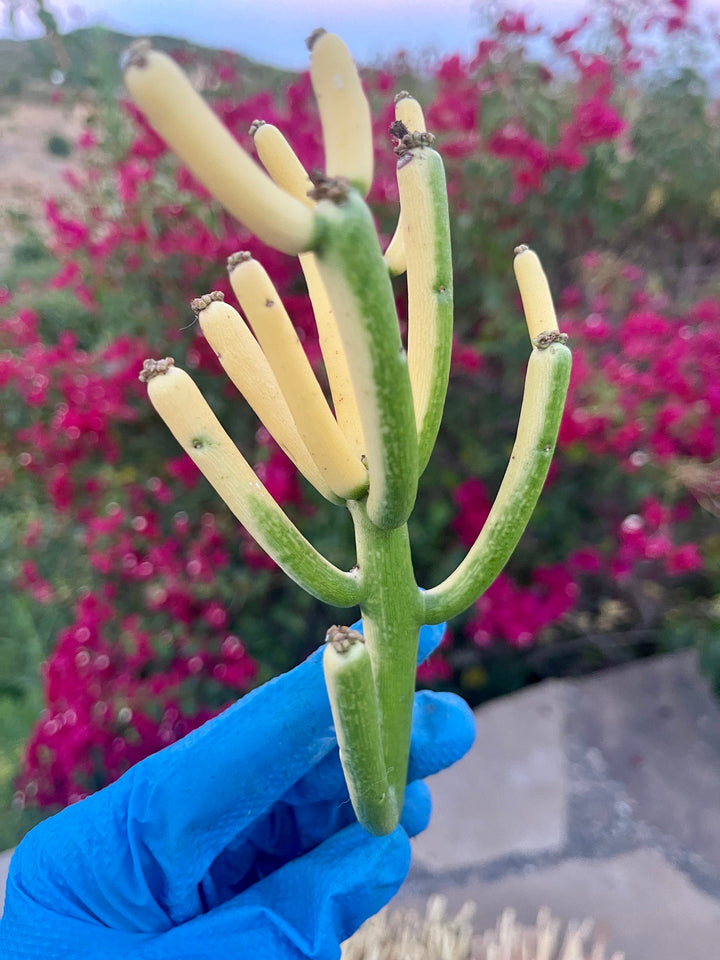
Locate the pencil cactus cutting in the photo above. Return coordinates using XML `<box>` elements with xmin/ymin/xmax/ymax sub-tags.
<box><xmin>125</xmin><ymin>29</ymin><xmax>571</xmax><ymax>835</ymax></box>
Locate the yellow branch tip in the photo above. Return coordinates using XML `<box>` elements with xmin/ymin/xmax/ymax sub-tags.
<box><xmin>123</xmin><ymin>43</ymin><xmax>317</xmax><ymax>255</ymax></box>
<box><xmin>513</xmin><ymin>245</ymin><xmax>560</xmax><ymax>344</ymax></box>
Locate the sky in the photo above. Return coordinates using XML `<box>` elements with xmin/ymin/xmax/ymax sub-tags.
<box><xmin>3</xmin><ymin>0</ymin><xmax>600</xmax><ymax>68</ymax></box>
<box><xmin>5</xmin><ymin>0</ymin><xmax>720</xmax><ymax>69</ymax></box>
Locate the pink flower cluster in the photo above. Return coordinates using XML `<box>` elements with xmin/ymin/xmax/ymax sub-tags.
<box><xmin>486</xmin><ymin>50</ymin><xmax>626</xmax><ymax>201</ymax></box>
<box><xmin>467</xmin><ymin>563</ymin><xmax>578</xmax><ymax>649</ymax></box>
<box><xmin>613</xmin><ymin>497</ymin><xmax>703</xmax><ymax>579</ymax></box>
<box><xmin>413</xmin><ymin>15</ymin><xmax>630</xmax><ymax>205</ymax></box>
<box><xmin>560</xmin><ymin>266</ymin><xmax>720</xmax><ymax>471</ymax></box>
<box><xmin>15</xmin><ymin>583</ymin><xmax>256</xmax><ymax>807</ymax></box>
<box><xmin>2</xmin><ymin>326</ymin><xmax>145</xmax><ymax>514</ymax></box>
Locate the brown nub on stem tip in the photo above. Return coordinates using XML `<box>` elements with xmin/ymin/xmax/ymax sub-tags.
<box><xmin>307</xmin><ymin>170</ymin><xmax>350</xmax><ymax>204</ymax></box>
<box><xmin>139</xmin><ymin>357</ymin><xmax>174</xmax><ymax>383</ymax></box>
<box><xmin>390</xmin><ymin>120</ymin><xmax>409</xmax><ymax>140</ymax></box>
<box><xmin>227</xmin><ymin>251</ymin><xmax>254</xmax><ymax>272</ymax></box>
<box><xmin>392</xmin><ymin>126</ymin><xmax>436</xmax><ymax>156</ymax></box>
<box><xmin>120</xmin><ymin>38</ymin><xmax>152</xmax><ymax>72</ymax></box>
<box><xmin>533</xmin><ymin>330</ymin><xmax>569</xmax><ymax>349</ymax></box>
<box><xmin>191</xmin><ymin>291</ymin><xmax>225</xmax><ymax>314</ymax></box>
<box><xmin>248</xmin><ymin>119</ymin><xmax>266</xmax><ymax>137</ymax></box>
<box><xmin>306</xmin><ymin>27</ymin><xmax>327</xmax><ymax>51</ymax></box>
<box><xmin>394</xmin><ymin>90</ymin><xmax>413</xmax><ymax>103</ymax></box>
<box><xmin>326</xmin><ymin>624</ymin><xmax>364</xmax><ymax>654</ymax></box>
<box><xmin>514</xmin><ymin>243</ymin><xmax>530</xmax><ymax>256</ymax></box>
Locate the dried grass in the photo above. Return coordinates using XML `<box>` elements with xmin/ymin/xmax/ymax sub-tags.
<box><xmin>342</xmin><ymin>896</ymin><xmax>625</xmax><ymax>960</ymax></box>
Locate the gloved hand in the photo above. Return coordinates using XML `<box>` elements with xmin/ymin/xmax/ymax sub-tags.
<box><xmin>0</xmin><ymin>623</ymin><xmax>475</xmax><ymax>959</ymax></box>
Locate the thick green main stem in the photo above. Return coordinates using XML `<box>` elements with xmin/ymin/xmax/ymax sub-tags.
<box><xmin>348</xmin><ymin>499</ymin><xmax>424</xmax><ymax>828</ymax></box>
<box><xmin>314</xmin><ymin>192</ymin><xmax>418</xmax><ymax>530</ymax></box>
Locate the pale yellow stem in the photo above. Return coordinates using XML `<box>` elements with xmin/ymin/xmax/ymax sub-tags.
<box><xmin>382</xmin><ymin>93</ymin><xmax>428</xmax><ymax>277</ymax></box>
<box><xmin>308</xmin><ymin>30</ymin><xmax>374</xmax><ymax>196</ymax></box>
<box><xmin>228</xmin><ymin>254</ymin><xmax>368</xmax><ymax>501</ymax></box>
<box><xmin>513</xmin><ymin>245</ymin><xmax>560</xmax><ymax>344</ymax></box>
<box><xmin>250</xmin><ymin>120</ymin><xmax>314</xmax><ymax>207</ymax></box>
<box><xmin>140</xmin><ymin>359</ymin><xmax>358</xmax><ymax>606</ymax></box>
<box><xmin>394</xmin><ymin>91</ymin><xmax>427</xmax><ymax>134</ymax></box>
<box><xmin>398</xmin><ymin>141</ymin><xmax>453</xmax><ymax>472</ymax></box>
<box><xmin>298</xmin><ymin>252</ymin><xmax>367</xmax><ymax>459</ymax></box>
<box><xmin>250</xmin><ymin>121</ymin><xmax>366</xmax><ymax>460</ymax></box>
<box><xmin>195</xmin><ymin>294</ymin><xmax>340</xmax><ymax>504</ymax></box>
<box><xmin>122</xmin><ymin>42</ymin><xmax>316</xmax><ymax>255</ymax></box>
<box><xmin>383</xmin><ymin>208</ymin><xmax>406</xmax><ymax>278</ymax></box>
<box><xmin>400</xmin><ymin>149</ymin><xmax>440</xmax><ymax>434</ymax></box>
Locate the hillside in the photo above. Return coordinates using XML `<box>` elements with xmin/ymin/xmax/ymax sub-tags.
<box><xmin>0</xmin><ymin>27</ymin><xmax>299</xmax><ymax>270</ymax></box>
<box><xmin>0</xmin><ymin>26</ymin><xmax>296</xmax><ymax>95</ymax></box>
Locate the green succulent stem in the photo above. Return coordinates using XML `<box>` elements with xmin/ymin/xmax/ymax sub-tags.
<box><xmin>313</xmin><ymin>189</ymin><xmax>419</xmax><ymax>530</ymax></box>
<box><xmin>399</xmin><ymin>144</ymin><xmax>454</xmax><ymax>474</ymax></box>
<box><xmin>422</xmin><ymin>341</ymin><xmax>572</xmax><ymax>625</ymax></box>
<box><xmin>247</xmin><ymin>496</ymin><xmax>361</xmax><ymax>608</ymax></box>
<box><xmin>127</xmin><ymin>35</ymin><xmax>574</xmax><ymax>840</ymax></box>
<box><xmin>323</xmin><ymin>498</ymin><xmax>423</xmax><ymax>834</ymax></box>
<box><xmin>323</xmin><ymin>628</ymin><xmax>393</xmax><ymax>834</ymax></box>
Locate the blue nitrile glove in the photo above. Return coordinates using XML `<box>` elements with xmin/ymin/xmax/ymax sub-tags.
<box><xmin>0</xmin><ymin>623</ymin><xmax>474</xmax><ymax>960</ymax></box>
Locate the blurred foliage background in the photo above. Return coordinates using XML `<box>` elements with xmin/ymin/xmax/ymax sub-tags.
<box><xmin>1</xmin><ymin>0</ymin><xmax>719</xmax><ymax>847</ymax></box>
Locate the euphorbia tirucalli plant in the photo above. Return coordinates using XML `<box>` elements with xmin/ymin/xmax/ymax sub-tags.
<box><xmin>123</xmin><ymin>30</ymin><xmax>571</xmax><ymax>836</ymax></box>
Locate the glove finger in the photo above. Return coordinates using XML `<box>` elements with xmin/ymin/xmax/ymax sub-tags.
<box><xmin>140</xmin><ymin>823</ymin><xmax>411</xmax><ymax>960</ymax></box>
<box><xmin>399</xmin><ymin>779</ymin><xmax>432</xmax><ymax>837</ymax></box>
<box><xmin>280</xmin><ymin>688</ymin><xmax>474</xmax><ymax>810</ymax></box>
<box><xmin>123</xmin><ymin>622</ymin><xmax>444</xmax><ymax>874</ymax></box>
<box><xmin>416</xmin><ymin>620</ymin><xmax>447</xmax><ymax>661</ymax></box>
<box><xmin>0</xmin><ymin>859</ymin><xmax>150</xmax><ymax>960</ymax></box>
<box><xmin>407</xmin><ymin>690</ymin><xmax>476</xmax><ymax>782</ymax></box>
<box><xmin>183</xmin><ymin>622</ymin><xmax>450</xmax><ymax>855</ymax></box>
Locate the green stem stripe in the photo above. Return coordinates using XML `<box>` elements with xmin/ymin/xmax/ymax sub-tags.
<box><xmin>349</xmin><ymin>499</ymin><xmax>423</xmax><ymax>831</ymax></box>
<box><xmin>323</xmin><ymin>631</ymin><xmax>396</xmax><ymax>836</ymax></box>
<box><xmin>401</xmin><ymin>146</ymin><xmax>454</xmax><ymax>475</ymax></box>
<box><xmin>247</xmin><ymin>495</ymin><xmax>359</xmax><ymax>607</ymax></box>
<box><xmin>422</xmin><ymin>342</ymin><xmax>572</xmax><ymax>625</ymax></box>
<box><xmin>314</xmin><ymin>191</ymin><xmax>419</xmax><ymax>530</ymax></box>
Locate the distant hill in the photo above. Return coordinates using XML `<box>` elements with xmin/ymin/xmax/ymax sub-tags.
<box><xmin>0</xmin><ymin>26</ymin><xmax>298</xmax><ymax>98</ymax></box>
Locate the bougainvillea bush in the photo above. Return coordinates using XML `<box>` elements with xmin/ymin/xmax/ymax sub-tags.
<box><xmin>2</xmin><ymin>0</ymin><xmax>719</xmax><ymax>811</ymax></box>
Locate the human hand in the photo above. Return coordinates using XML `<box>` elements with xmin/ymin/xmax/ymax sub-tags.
<box><xmin>0</xmin><ymin>623</ymin><xmax>474</xmax><ymax>959</ymax></box>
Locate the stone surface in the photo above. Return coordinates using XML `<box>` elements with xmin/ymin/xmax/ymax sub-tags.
<box><xmin>412</xmin><ymin>679</ymin><xmax>567</xmax><ymax>870</ymax></box>
<box><xmin>566</xmin><ymin>651</ymin><xmax>720</xmax><ymax>877</ymax></box>
<box><xmin>401</xmin><ymin>849</ymin><xmax>720</xmax><ymax>960</ymax></box>
<box><xmin>0</xmin><ymin>848</ymin><xmax>14</xmax><ymax>914</ymax></box>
